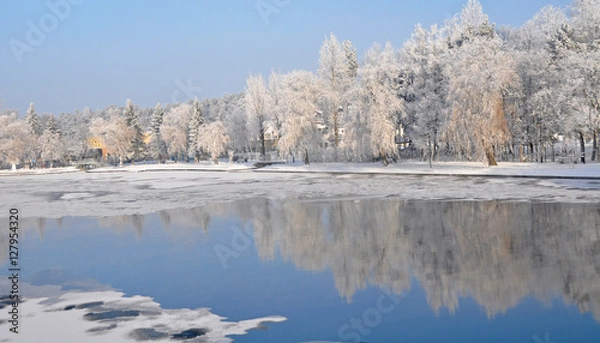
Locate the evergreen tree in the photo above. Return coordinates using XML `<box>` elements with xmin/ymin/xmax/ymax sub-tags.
<box><xmin>150</xmin><ymin>102</ymin><xmax>164</xmax><ymax>134</ymax></box>
<box><xmin>188</xmin><ymin>97</ymin><xmax>205</xmax><ymax>162</ymax></box>
<box><xmin>123</xmin><ymin>99</ymin><xmax>145</xmax><ymax>163</ymax></box>
<box><xmin>149</xmin><ymin>102</ymin><xmax>167</xmax><ymax>162</ymax></box>
<box><xmin>25</xmin><ymin>102</ymin><xmax>43</xmax><ymax>136</ymax></box>
<box><xmin>46</xmin><ymin>115</ymin><xmax>61</xmax><ymax>135</ymax></box>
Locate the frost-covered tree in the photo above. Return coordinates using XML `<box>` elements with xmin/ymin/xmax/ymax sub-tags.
<box><xmin>161</xmin><ymin>103</ymin><xmax>193</xmax><ymax>161</ymax></box>
<box><xmin>504</xmin><ymin>5</ymin><xmax>567</xmax><ymax>162</ymax></box>
<box><xmin>342</xmin><ymin>40</ymin><xmax>359</xmax><ymax>79</ymax></box>
<box><xmin>442</xmin><ymin>0</ymin><xmax>520</xmax><ymax>166</ymax></box>
<box><xmin>351</xmin><ymin>42</ymin><xmax>403</xmax><ymax>165</ymax></box>
<box><xmin>90</xmin><ymin>116</ymin><xmax>134</xmax><ymax>166</ymax></box>
<box><xmin>24</xmin><ymin>102</ymin><xmax>43</xmax><ymax>166</ymax></box>
<box><xmin>25</xmin><ymin>102</ymin><xmax>43</xmax><ymax>136</ymax></box>
<box><xmin>39</xmin><ymin>116</ymin><xmax>65</xmax><ymax>168</ymax></box>
<box><xmin>188</xmin><ymin>97</ymin><xmax>206</xmax><ymax>162</ymax></box>
<box><xmin>268</xmin><ymin>70</ymin><xmax>285</xmax><ymax>137</ymax></box>
<box><xmin>278</xmin><ymin>70</ymin><xmax>323</xmax><ymax>164</ymax></box>
<box><xmin>123</xmin><ymin>99</ymin><xmax>145</xmax><ymax>163</ymax></box>
<box><xmin>150</xmin><ymin>102</ymin><xmax>164</xmax><ymax>134</ymax></box>
<box><xmin>401</xmin><ymin>24</ymin><xmax>448</xmax><ymax>167</ymax></box>
<box><xmin>46</xmin><ymin>115</ymin><xmax>61</xmax><ymax>135</ymax></box>
<box><xmin>245</xmin><ymin>74</ymin><xmax>270</xmax><ymax>160</ymax></box>
<box><xmin>569</xmin><ymin>0</ymin><xmax>600</xmax><ymax>161</ymax></box>
<box><xmin>197</xmin><ymin>121</ymin><xmax>230</xmax><ymax>164</ymax></box>
<box><xmin>149</xmin><ymin>102</ymin><xmax>167</xmax><ymax>162</ymax></box>
<box><xmin>318</xmin><ymin>34</ymin><xmax>354</xmax><ymax>151</ymax></box>
<box><xmin>0</xmin><ymin>114</ymin><xmax>35</xmax><ymax>170</ymax></box>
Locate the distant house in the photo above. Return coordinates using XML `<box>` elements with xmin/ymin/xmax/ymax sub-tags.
<box><xmin>87</xmin><ymin>137</ymin><xmax>109</xmax><ymax>159</ymax></box>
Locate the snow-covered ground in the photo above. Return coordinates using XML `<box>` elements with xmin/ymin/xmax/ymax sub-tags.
<box><xmin>0</xmin><ymin>161</ymin><xmax>599</xmax><ymax>219</ymax></box>
<box><xmin>261</xmin><ymin>161</ymin><xmax>600</xmax><ymax>179</ymax></box>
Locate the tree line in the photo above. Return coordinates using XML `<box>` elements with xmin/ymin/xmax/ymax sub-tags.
<box><xmin>0</xmin><ymin>0</ymin><xmax>598</xmax><ymax>169</ymax></box>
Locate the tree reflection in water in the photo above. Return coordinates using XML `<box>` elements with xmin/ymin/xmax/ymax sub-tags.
<box><xmin>9</xmin><ymin>198</ymin><xmax>600</xmax><ymax>321</ymax></box>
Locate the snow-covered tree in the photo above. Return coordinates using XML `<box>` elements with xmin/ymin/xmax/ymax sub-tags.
<box><xmin>197</xmin><ymin>121</ymin><xmax>230</xmax><ymax>164</ymax></box>
<box><xmin>46</xmin><ymin>115</ymin><xmax>61</xmax><ymax>135</ymax></box>
<box><xmin>569</xmin><ymin>0</ymin><xmax>600</xmax><ymax>161</ymax></box>
<box><xmin>505</xmin><ymin>5</ymin><xmax>568</xmax><ymax>162</ymax></box>
<box><xmin>150</xmin><ymin>102</ymin><xmax>164</xmax><ymax>134</ymax></box>
<box><xmin>188</xmin><ymin>97</ymin><xmax>205</xmax><ymax>162</ymax></box>
<box><xmin>0</xmin><ymin>114</ymin><xmax>35</xmax><ymax>170</ymax></box>
<box><xmin>161</xmin><ymin>103</ymin><xmax>193</xmax><ymax>161</ymax></box>
<box><xmin>268</xmin><ymin>70</ymin><xmax>285</xmax><ymax>137</ymax></box>
<box><xmin>245</xmin><ymin>74</ymin><xmax>270</xmax><ymax>160</ymax></box>
<box><xmin>123</xmin><ymin>99</ymin><xmax>145</xmax><ymax>163</ymax></box>
<box><xmin>39</xmin><ymin>116</ymin><xmax>66</xmax><ymax>168</ymax></box>
<box><xmin>318</xmin><ymin>33</ymin><xmax>354</xmax><ymax>151</ymax></box>
<box><xmin>278</xmin><ymin>70</ymin><xmax>323</xmax><ymax>164</ymax></box>
<box><xmin>443</xmin><ymin>0</ymin><xmax>520</xmax><ymax>166</ymax></box>
<box><xmin>400</xmin><ymin>24</ymin><xmax>448</xmax><ymax>167</ymax></box>
<box><xmin>25</xmin><ymin>102</ymin><xmax>43</xmax><ymax>136</ymax></box>
<box><xmin>351</xmin><ymin>42</ymin><xmax>403</xmax><ymax>165</ymax></box>
<box><xmin>149</xmin><ymin>102</ymin><xmax>167</xmax><ymax>162</ymax></box>
<box><xmin>342</xmin><ymin>40</ymin><xmax>359</xmax><ymax>79</ymax></box>
<box><xmin>90</xmin><ymin>116</ymin><xmax>134</xmax><ymax>166</ymax></box>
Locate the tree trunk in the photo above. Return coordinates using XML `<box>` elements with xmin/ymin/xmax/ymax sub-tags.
<box><xmin>334</xmin><ymin>107</ymin><xmax>339</xmax><ymax>148</ymax></box>
<box><xmin>304</xmin><ymin>148</ymin><xmax>310</xmax><ymax>165</ymax></box>
<box><xmin>380</xmin><ymin>149</ymin><xmax>390</xmax><ymax>167</ymax></box>
<box><xmin>260</xmin><ymin>124</ymin><xmax>266</xmax><ymax>161</ymax></box>
<box><xmin>213</xmin><ymin>154</ymin><xmax>219</xmax><ymax>164</ymax></box>
<box><xmin>579</xmin><ymin>132</ymin><xmax>586</xmax><ymax>164</ymax></box>
<box><xmin>593</xmin><ymin>129</ymin><xmax>598</xmax><ymax>162</ymax></box>
<box><xmin>485</xmin><ymin>146</ymin><xmax>498</xmax><ymax>166</ymax></box>
<box><xmin>119</xmin><ymin>156</ymin><xmax>124</xmax><ymax>167</ymax></box>
<box><xmin>428</xmin><ymin>138</ymin><xmax>433</xmax><ymax>169</ymax></box>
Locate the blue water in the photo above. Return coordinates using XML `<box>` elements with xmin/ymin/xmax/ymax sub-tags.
<box><xmin>3</xmin><ymin>199</ymin><xmax>600</xmax><ymax>342</ymax></box>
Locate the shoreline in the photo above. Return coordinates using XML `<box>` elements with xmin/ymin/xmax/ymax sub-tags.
<box><xmin>0</xmin><ymin>162</ymin><xmax>599</xmax><ymax>220</ymax></box>
<box><xmin>1</xmin><ymin>161</ymin><xmax>599</xmax><ymax>180</ymax></box>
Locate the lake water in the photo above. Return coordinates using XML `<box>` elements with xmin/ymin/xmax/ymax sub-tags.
<box><xmin>2</xmin><ymin>198</ymin><xmax>600</xmax><ymax>342</ymax></box>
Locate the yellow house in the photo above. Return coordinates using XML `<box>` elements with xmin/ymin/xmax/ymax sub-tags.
<box><xmin>87</xmin><ymin>137</ymin><xmax>110</xmax><ymax>158</ymax></box>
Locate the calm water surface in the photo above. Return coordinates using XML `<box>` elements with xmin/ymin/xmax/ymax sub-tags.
<box><xmin>2</xmin><ymin>199</ymin><xmax>600</xmax><ymax>342</ymax></box>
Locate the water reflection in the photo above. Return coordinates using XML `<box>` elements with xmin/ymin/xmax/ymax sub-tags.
<box><xmin>5</xmin><ymin>199</ymin><xmax>600</xmax><ymax>322</ymax></box>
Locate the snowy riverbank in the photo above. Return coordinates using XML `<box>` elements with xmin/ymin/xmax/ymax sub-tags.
<box><xmin>1</xmin><ymin>161</ymin><xmax>599</xmax><ymax>179</ymax></box>
<box><xmin>0</xmin><ymin>161</ymin><xmax>599</xmax><ymax>219</ymax></box>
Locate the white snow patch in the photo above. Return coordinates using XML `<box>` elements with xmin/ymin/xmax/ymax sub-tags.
<box><xmin>0</xmin><ymin>288</ymin><xmax>285</xmax><ymax>343</ymax></box>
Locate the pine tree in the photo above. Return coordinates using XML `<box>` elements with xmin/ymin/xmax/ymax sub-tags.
<box><xmin>149</xmin><ymin>102</ymin><xmax>167</xmax><ymax>162</ymax></box>
<box><xmin>25</xmin><ymin>102</ymin><xmax>43</xmax><ymax>136</ymax></box>
<box><xmin>151</xmin><ymin>102</ymin><xmax>164</xmax><ymax>134</ymax></box>
<box><xmin>188</xmin><ymin>97</ymin><xmax>205</xmax><ymax>162</ymax></box>
<box><xmin>342</xmin><ymin>40</ymin><xmax>359</xmax><ymax>79</ymax></box>
<box><xmin>123</xmin><ymin>99</ymin><xmax>145</xmax><ymax>163</ymax></box>
<box><xmin>46</xmin><ymin>115</ymin><xmax>60</xmax><ymax>135</ymax></box>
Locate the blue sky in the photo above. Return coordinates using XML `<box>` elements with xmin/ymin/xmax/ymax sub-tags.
<box><xmin>1</xmin><ymin>0</ymin><xmax>571</xmax><ymax>115</ymax></box>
